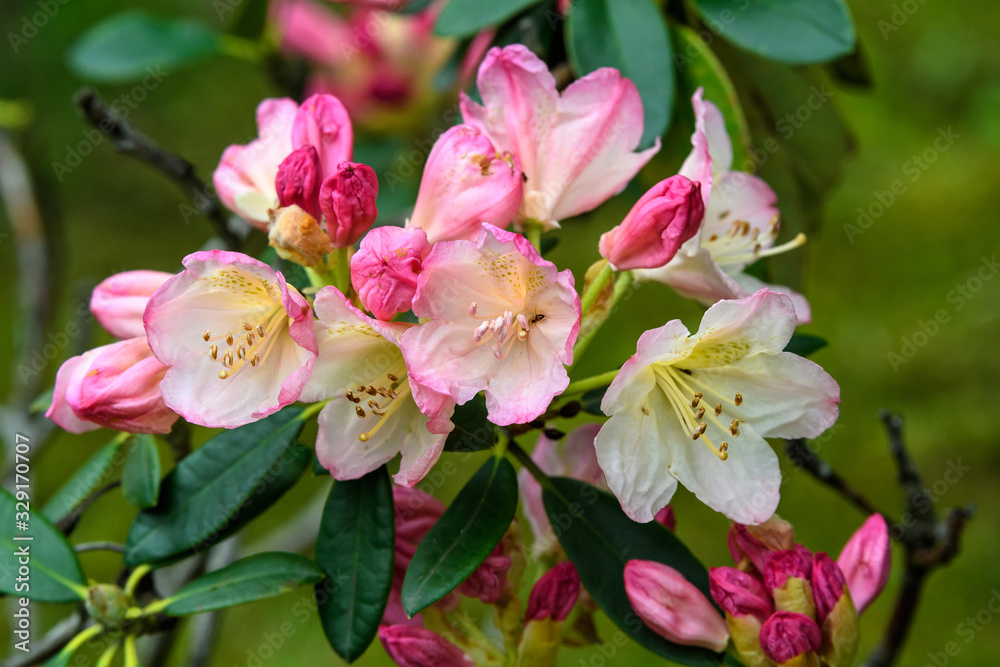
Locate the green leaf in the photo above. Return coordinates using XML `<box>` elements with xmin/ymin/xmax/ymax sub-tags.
<box><xmin>315</xmin><ymin>468</ymin><xmax>395</xmax><ymax>662</ymax></box>
<box><xmin>122</xmin><ymin>435</ymin><xmax>161</xmax><ymax>509</ymax></box>
<box><xmin>1</xmin><ymin>489</ymin><xmax>87</xmax><ymax>602</ymax></box>
<box><xmin>579</xmin><ymin>386</ymin><xmax>608</xmax><ymax>416</ymax></box>
<box><xmin>784</xmin><ymin>333</ymin><xmax>828</xmax><ymax>357</ymax></box>
<box><xmin>43</xmin><ymin>437</ymin><xmax>126</xmax><ymax>523</ymax></box>
<box><xmin>68</xmin><ymin>11</ymin><xmax>222</xmax><ymax>83</ymax></box>
<box><xmin>435</xmin><ymin>0</ymin><xmax>542</xmax><ymax>37</ymax></box>
<box><xmin>29</xmin><ymin>388</ymin><xmax>54</xmax><ymax>414</ymax></box>
<box><xmin>158</xmin><ymin>552</ymin><xmax>324</xmax><ymax>615</ymax></box>
<box><xmin>692</xmin><ymin>0</ymin><xmax>855</xmax><ymax>64</ymax></box>
<box><xmin>543</xmin><ymin>478</ymin><xmax>721</xmax><ymax>666</ymax></box>
<box><xmin>227</xmin><ymin>0</ymin><xmax>269</xmax><ymax>39</ymax></box>
<box><xmin>443</xmin><ymin>394</ymin><xmax>495</xmax><ymax>453</ymax></box>
<box><xmin>260</xmin><ymin>246</ymin><xmax>311</xmax><ymax>294</ymax></box>
<box><xmin>672</xmin><ymin>25</ymin><xmax>752</xmax><ymax>159</ymax></box>
<box><xmin>567</xmin><ymin>0</ymin><xmax>674</xmax><ymax>147</ymax></box>
<box><xmin>401</xmin><ymin>456</ymin><xmax>517</xmax><ymax>615</ymax></box>
<box><xmin>124</xmin><ymin>407</ymin><xmax>309</xmax><ymax>567</ymax></box>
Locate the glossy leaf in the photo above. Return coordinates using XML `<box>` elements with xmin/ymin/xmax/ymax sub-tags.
<box><xmin>435</xmin><ymin>0</ymin><xmax>542</xmax><ymax>37</ymax></box>
<box><xmin>316</xmin><ymin>468</ymin><xmax>395</xmax><ymax>662</ymax></box>
<box><xmin>122</xmin><ymin>435</ymin><xmax>161</xmax><ymax>509</ymax></box>
<box><xmin>542</xmin><ymin>478</ymin><xmax>722</xmax><ymax>666</ymax></box>
<box><xmin>124</xmin><ymin>407</ymin><xmax>309</xmax><ymax>566</ymax></box>
<box><xmin>785</xmin><ymin>333</ymin><xmax>828</xmax><ymax>357</ymax></box>
<box><xmin>567</xmin><ymin>0</ymin><xmax>674</xmax><ymax>147</ymax></box>
<box><xmin>68</xmin><ymin>11</ymin><xmax>221</xmax><ymax>83</ymax></box>
<box><xmin>442</xmin><ymin>393</ymin><xmax>495</xmax><ymax>452</ymax></box>
<box><xmin>692</xmin><ymin>0</ymin><xmax>855</xmax><ymax>64</ymax></box>
<box><xmin>42</xmin><ymin>437</ymin><xmax>125</xmax><ymax>523</ymax></box>
<box><xmin>401</xmin><ymin>456</ymin><xmax>517</xmax><ymax>615</ymax></box>
<box><xmin>1</xmin><ymin>489</ymin><xmax>87</xmax><ymax>602</ymax></box>
<box><xmin>159</xmin><ymin>552</ymin><xmax>324</xmax><ymax>615</ymax></box>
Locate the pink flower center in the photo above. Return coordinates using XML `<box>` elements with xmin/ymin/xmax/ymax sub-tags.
<box><xmin>468</xmin><ymin>302</ymin><xmax>544</xmax><ymax>360</ymax></box>
<box><xmin>202</xmin><ymin>305</ymin><xmax>288</xmax><ymax>380</ymax></box>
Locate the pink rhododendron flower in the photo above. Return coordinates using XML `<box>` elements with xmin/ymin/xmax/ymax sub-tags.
<box><xmin>378</xmin><ymin>625</ymin><xmax>473</xmax><ymax>667</ymax></box>
<box><xmin>47</xmin><ymin>337</ymin><xmax>177</xmax><ymax>434</ymax></box>
<box><xmin>401</xmin><ymin>223</ymin><xmax>580</xmax><ymax>426</ymax></box>
<box><xmin>406</xmin><ymin>124</ymin><xmax>522</xmax><ymax>243</ymax></box>
<box><xmin>351</xmin><ymin>226</ymin><xmax>430</xmax><ymax>321</ymax></box>
<box><xmin>212</xmin><ymin>95</ymin><xmax>352</xmax><ymax>229</ymax></box>
<box><xmin>144</xmin><ymin>251</ymin><xmax>317</xmax><ymax>428</ymax></box>
<box><xmin>300</xmin><ymin>287</ymin><xmax>453</xmax><ymax>486</ymax></box>
<box><xmin>461</xmin><ymin>45</ymin><xmax>659</xmax><ymax>229</ymax></box>
<box><xmin>518</xmin><ymin>423</ymin><xmax>605</xmax><ymax>557</ymax></box>
<box><xmin>837</xmin><ymin>513</ymin><xmax>891</xmax><ymax>614</ymax></box>
<box><xmin>635</xmin><ymin>89</ymin><xmax>811</xmax><ymax>323</ymax></box>
<box><xmin>90</xmin><ymin>270</ymin><xmax>172</xmax><ymax>340</ymax></box>
<box><xmin>594</xmin><ymin>289</ymin><xmax>839</xmax><ymax>524</ymax></box>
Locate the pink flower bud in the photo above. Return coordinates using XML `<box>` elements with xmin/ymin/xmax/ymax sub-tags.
<box><xmin>46</xmin><ymin>338</ymin><xmax>177</xmax><ymax>434</ymax></box>
<box><xmin>728</xmin><ymin>517</ymin><xmax>795</xmax><ymax>572</ymax></box>
<box><xmin>407</xmin><ymin>124</ymin><xmax>522</xmax><ymax>244</ymax></box>
<box><xmin>378</xmin><ymin>625</ymin><xmax>472</xmax><ymax>667</ymax></box>
<box><xmin>624</xmin><ymin>560</ymin><xmax>729</xmax><ymax>652</ymax></box>
<box><xmin>759</xmin><ymin>611</ymin><xmax>822</xmax><ymax>663</ymax></box>
<box><xmin>837</xmin><ymin>513</ymin><xmax>891</xmax><ymax>614</ymax></box>
<box><xmin>763</xmin><ymin>545</ymin><xmax>813</xmax><ymax>591</ymax></box>
<box><xmin>351</xmin><ymin>226</ymin><xmax>430</xmax><ymax>320</ymax></box>
<box><xmin>292</xmin><ymin>94</ymin><xmax>353</xmax><ymax>179</ymax></box>
<box><xmin>526</xmin><ymin>562</ymin><xmax>580</xmax><ymax>622</ymax></box>
<box><xmin>458</xmin><ymin>543</ymin><xmax>511</xmax><ymax>604</ymax></box>
<box><xmin>654</xmin><ymin>506</ymin><xmax>676</xmax><ymax>531</ymax></box>
<box><xmin>598</xmin><ymin>175</ymin><xmax>704</xmax><ymax>270</ymax></box>
<box><xmin>708</xmin><ymin>566</ymin><xmax>773</xmax><ymax>621</ymax></box>
<box><xmin>812</xmin><ymin>553</ymin><xmax>848</xmax><ymax>622</ymax></box>
<box><xmin>90</xmin><ymin>270</ymin><xmax>172</xmax><ymax>340</ymax></box>
<box><xmin>275</xmin><ymin>145</ymin><xmax>323</xmax><ymax>220</ymax></box>
<box><xmin>319</xmin><ymin>161</ymin><xmax>379</xmax><ymax>247</ymax></box>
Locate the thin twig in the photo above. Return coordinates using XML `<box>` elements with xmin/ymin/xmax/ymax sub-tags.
<box><xmin>75</xmin><ymin>541</ymin><xmax>125</xmax><ymax>554</ymax></box>
<box><xmin>55</xmin><ymin>480</ymin><xmax>122</xmax><ymax>534</ymax></box>
<box><xmin>783</xmin><ymin>438</ymin><xmax>885</xmax><ymax>517</ymax></box>
<box><xmin>72</xmin><ymin>89</ymin><xmax>242</xmax><ymax>250</ymax></box>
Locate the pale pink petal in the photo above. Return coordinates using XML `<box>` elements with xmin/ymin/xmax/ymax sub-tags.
<box><xmin>837</xmin><ymin>513</ymin><xmax>891</xmax><ymax>614</ymax></box>
<box><xmin>91</xmin><ymin>270</ymin><xmax>172</xmax><ymax>340</ymax></box>
<box><xmin>732</xmin><ymin>273</ymin><xmax>812</xmax><ymax>325</ymax></box>
<box><xmin>704</xmin><ymin>171</ymin><xmax>778</xmax><ymax>243</ymax></box>
<box><xmin>633</xmin><ymin>247</ymin><xmax>745</xmax><ymax>307</ymax></box>
<box><xmin>293</xmin><ymin>94</ymin><xmax>354</xmax><ymax>178</ymax></box>
<box><xmin>678</xmin><ymin>88</ymin><xmax>714</xmax><ymax>209</ymax></box>
<box><xmin>275</xmin><ymin>0</ymin><xmax>353</xmax><ymax>66</ymax></box>
<box><xmin>688</xmin><ymin>289</ymin><xmax>798</xmax><ymax>361</ymax></box>
<box><xmin>46</xmin><ymin>354</ymin><xmax>100</xmax><ymax>434</ymax></box>
<box><xmin>602</xmin><ymin>320</ymin><xmax>691</xmax><ymax>414</ymax></box>
<box><xmin>695</xmin><ymin>90</ymin><xmax>733</xmax><ymax>177</ymax></box>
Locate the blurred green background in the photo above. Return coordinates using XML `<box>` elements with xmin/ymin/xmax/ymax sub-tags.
<box><xmin>1</xmin><ymin>0</ymin><xmax>998</xmax><ymax>664</ymax></box>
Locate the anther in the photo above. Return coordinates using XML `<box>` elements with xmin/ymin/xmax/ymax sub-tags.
<box><xmin>698</xmin><ymin>423</ymin><xmax>707</xmax><ymax>435</ymax></box>
<box><xmin>720</xmin><ymin>442</ymin><xmax>729</xmax><ymax>452</ymax></box>
<box><xmin>695</xmin><ymin>406</ymin><xmax>705</xmax><ymax>419</ymax></box>
<box><xmin>691</xmin><ymin>393</ymin><xmax>702</xmax><ymax>408</ymax></box>
<box><xmin>734</xmin><ymin>392</ymin><xmax>743</xmax><ymax>406</ymax></box>
<box><xmin>346</xmin><ymin>391</ymin><xmax>355</xmax><ymax>400</ymax></box>
<box><xmin>246</xmin><ymin>333</ymin><xmax>254</xmax><ymax>347</ymax></box>
<box><xmin>368</xmin><ymin>399</ymin><xmax>380</xmax><ymax>410</ymax></box>
<box><xmin>224</xmin><ymin>351</ymin><xmax>234</xmax><ymax>367</ymax></box>
<box><xmin>714</xmin><ymin>403</ymin><xmax>723</xmax><ymax>416</ymax></box>
<box><xmin>469</xmin><ymin>302</ymin><xmax>478</xmax><ymax>316</ymax></box>
<box><xmin>692</xmin><ymin>431</ymin><xmax>701</xmax><ymax>440</ymax></box>
<box><xmin>356</xmin><ymin>406</ymin><xmax>366</xmax><ymax>418</ymax></box>
<box><xmin>237</xmin><ymin>345</ymin><xmax>246</xmax><ymax>359</ymax></box>
<box><xmin>257</xmin><ymin>324</ymin><xmax>266</xmax><ymax>337</ymax></box>
<box><xmin>203</xmin><ymin>330</ymin><xmax>211</xmax><ymax>341</ymax></box>
<box><xmin>226</xmin><ymin>332</ymin><xmax>234</xmax><ymax>346</ymax></box>
<box><xmin>377</xmin><ymin>387</ymin><xmax>389</xmax><ymax>397</ymax></box>
<box><xmin>387</xmin><ymin>389</ymin><xmax>397</xmax><ymax>399</ymax></box>
<box><xmin>356</xmin><ymin>385</ymin><xmax>367</xmax><ymax>393</ymax></box>
<box><xmin>366</xmin><ymin>386</ymin><xmax>377</xmax><ymax>396</ymax></box>
<box><xmin>250</xmin><ymin>354</ymin><xmax>260</xmax><ymax>367</ymax></box>
<box><xmin>387</xmin><ymin>373</ymin><xmax>398</xmax><ymax>382</ymax></box>
<box><xmin>243</xmin><ymin>322</ymin><xmax>252</xmax><ymax>331</ymax></box>
<box><xmin>210</xmin><ymin>344</ymin><xmax>218</xmax><ymax>359</ymax></box>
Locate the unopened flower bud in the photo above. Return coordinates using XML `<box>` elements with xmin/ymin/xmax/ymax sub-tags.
<box><xmin>319</xmin><ymin>161</ymin><xmax>379</xmax><ymax>247</ymax></box>
<box><xmin>598</xmin><ymin>175</ymin><xmax>704</xmax><ymax>270</ymax></box>
<box><xmin>526</xmin><ymin>562</ymin><xmax>580</xmax><ymax>622</ymax></box>
<box><xmin>407</xmin><ymin>124</ymin><xmax>522</xmax><ymax>243</ymax></box>
<box><xmin>275</xmin><ymin>145</ymin><xmax>323</xmax><ymax>219</ymax></box>
<box><xmin>459</xmin><ymin>542</ymin><xmax>511</xmax><ymax>604</ymax></box>
<box><xmin>729</xmin><ymin>517</ymin><xmax>795</xmax><ymax>572</ymax></box>
<box><xmin>759</xmin><ymin>611</ymin><xmax>822</xmax><ymax>665</ymax></box>
<box><xmin>90</xmin><ymin>270</ymin><xmax>171</xmax><ymax>339</ymax></box>
<box><xmin>812</xmin><ymin>553</ymin><xmax>859</xmax><ymax>667</ymax></box>
<box><xmin>837</xmin><ymin>513</ymin><xmax>891</xmax><ymax>615</ymax></box>
<box><xmin>654</xmin><ymin>506</ymin><xmax>676</xmax><ymax>531</ymax></box>
<box><xmin>378</xmin><ymin>625</ymin><xmax>472</xmax><ymax>667</ymax></box>
<box><xmin>292</xmin><ymin>93</ymin><xmax>353</xmax><ymax>178</ymax></box>
<box><xmin>350</xmin><ymin>226</ymin><xmax>429</xmax><ymax>320</ymax></box>
<box><xmin>709</xmin><ymin>566</ymin><xmax>773</xmax><ymax>621</ymax></box>
<box><xmin>268</xmin><ymin>205</ymin><xmax>334</xmax><ymax>267</ymax></box>
<box><xmin>624</xmin><ymin>560</ymin><xmax>729</xmax><ymax>651</ymax></box>
<box><xmin>764</xmin><ymin>546</ymin><xmax>815</xmax><ymax>618</ymax></box>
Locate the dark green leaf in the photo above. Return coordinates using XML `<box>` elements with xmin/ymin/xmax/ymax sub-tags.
<box><xmin>784</xmin><ymin>333</ymin><xmax>828</xmax><ymax>357</ymax></box>
<box><xmin>261</xmin><ymin>246</ymin><xmax>311</xmax><ymax>294</ymax></box>
<box><xmin>543</xmin><ymin>478</ymin><xmax>721</xmax><ymax>666</ymax></box>
<box><xmin>124</xmin><ymin>407</ymin><xmax>309</xmax><ymax>566</ymax></box>
<box><xmin>579</xmin><ymin>386</ymin><xmax>608</xmax><ymax>416</ymax></box>
<box><xmin>316</xmin><ymin>468</ymin><xmax>395</xmax><ymax>662</ymax></box>
<box><xmin>401</xmin><ymin>0</ymin><xmax>436</xmax><ymax>14</ymax></box>
<box><xmin>42</xmin><ymin>437</ymin><xmax>125</xmax><ymax>523</ymax></box>
<box><xmin>401</xmin><ymin>456</ymin><xmax>517</xmax><ymax>615</ymax></box>
<box><xmin>228</xmin><ymin>0</ymin><xmax>269</xmax><ymax>39</ymax></box>
<box><xmin>567</xmin><ymin>0</ymin><xmax>674</xmax><ymax>147</ymax></box>
<box><xmin>539</xmin><ymin>236</ymin><xmax>559</xmax><ymax>257</ymax></box>
<box><xmin>312</xmin><ymin>452</ymin><xmax>331</xmax><ymax>477</ymax></box>
<box><xmin>122</xmin><ymin>435</ymin><xmax>161</xmax><ymax>509</ymax></box>
<box><xmin>1</xmin><ymin>489</ymin><xmax>87</xmax><ymax>602</ymax></box>
<box><xmin>29</xmin><ymin>388</ymin><xmax>53</xmax><ymax>414</ymax></box>
<box><xmin>160</xmin><ymin>552</ymin><xmax>324</xmax><ymax>615</ymax></box>
<box><xmin>827</xmin><ymin>46</ymin><xmax>873</xmax><ymax>89</ymax></box>
<box><xmin>443</xmin><ymin>394</ymin><xmax>495</xmax><ymax>453</ymax></box>
<box><xmin>492</xmin><ymin>1</ymin><xmax>556</xmax><ymax>55</ymax></box>
<box><xmin>435</xmin><ymin>0</ymin><xmax>542</xmax><ymax>37</ymax></box>
<box><xmin>692</xmin><ymin>0</ymin><xmax>855</xmax><ymax>64</ymax></box>
<box><xmin>68</xmin><ymin>11</ymin><xmax>222</xmax><ymax>83</ymax></box>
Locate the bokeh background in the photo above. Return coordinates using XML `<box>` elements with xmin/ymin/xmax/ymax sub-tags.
<box><xmin>1</xmin><ymin>0</ymin><xmax>998</xmax><ymax>664</ymax></box>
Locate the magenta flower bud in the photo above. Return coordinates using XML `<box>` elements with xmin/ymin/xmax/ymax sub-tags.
<box><xmin>46</xmin><ymin>338</ymin><xmax>177</xmax><ymax>435</ymax></box>
<box><xmin>837</xmin><ymin>513</ymin><xmax>891</xmax><ymax>614</ymax></box>
<box><xmin>708</xmin><ymin>566</ymin><xmax>773</xmax><ymax>621</ymax></box>
<box><xmin>458</xmin><ymin>543</ymin><xmax>511</xmax><ymax>604</ymax></box>
<box><xmin>378</xmin><ymin>625</ymin><xmax>472</xmax><ymax>667</ymax></box>
<box><xmin>759</xmin><ymin>611</ymin><xmax>822</xmax><ymax>663</ymax></box>
<box><xmin>763</xmin><ymin>545</ymin><xmax>813</xmax><ymax>591</ymax></box>
<box><xmin>351</xmin><ymin>226</ymin><xmax>430</xmax><ymax>320</ymax></box>
<box><xmin>728</xmin><ymin>518</ymin><xmax>795</xmax><ymax>572</ymax></box>
<box><xmin>598</xmin><ymin>175</ymin><xmax>704</xmax><ymax>270</ymax></box>
<box><xmin>624</xmin><ymin>560</ymin><xmax>729</xmax><ymax>651</ymax></box>
<box><xmin>654</xmin><ymin>505</ymin><xmax>676</xmax><ymax>531</ymax></box>
<box><xmin>292</xmin><ymin>94</ymin><xmax>353</xmax><ymax>178</ymax></box>
<box><xmin>407</xmin><ymin>124</ymin><xmax>522</xmax><ymax>244</ymax></box>
<box><xmin>320</xmin><ymin>161</ymin><xmax>379</xmax><ymax>248</ymax></box>
<box><xmin>275</xmin><ymin>145</ymin><xmax>322</xmax><ymax>220</ymax></box>
<box><xmin>90</xmin><ymin>270</ymin><xmax>172</xmax><ymax>339</ymax></box>
<box><xmin>812</xmin><ymin>553</ymin><xmax>848</xmax><ymax>622</ymax></box>
<box><xmin>526</xmin><ymin>562</ymin><xmax>580</xmax><ymax>622</ymax></box>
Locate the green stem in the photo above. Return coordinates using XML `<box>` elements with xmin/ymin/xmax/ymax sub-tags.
<box><xmin>506</xmin><ymin>441</ymin><xmax>551</xmax><ymax>489</ymax></box>
<box><xmin>58</xmin><ymin>625</ymin><xmax>103</xmax><ymax>659</ymax></box>
<box><xmin>572</xmin><ymin>270</ymin><xmax>633</xmax><ymax>363</ymax></box>
<box><xmin>124</xmin><ymin>564</ymin><xmax>151</xmax><ymax>597</ymax></box>
<box><xmin>124</xmin><ymin>636</ymin><xmax>140</xmax><ymax>667</ymax></box>
<box><xmin>579</xmin><ymin>263</ymin><xmax>614</xmax><ymax>316</ymax></box>
<box><xmin>297</xmin><ymin>399</ymin><xmax>330</xmax><ymax>423</ymax></box>
<box><xmin>332</xmin><ymin>246</ymin><xmax>352</xmax><ymax>295</ymax></box>
<box><xmin>562</xmin><ymin>370</ymin><xmax>619</xmax><ymax>398</ymax></box>
<box><xmin>95</xmin><ymin>641</ymin><xmax>120</xmax><ymax>667</ymax></box>
<box><xmin>524</xmin><ymin>220</ymin><xmax>543</xmax><ymax>252</ymax></box>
